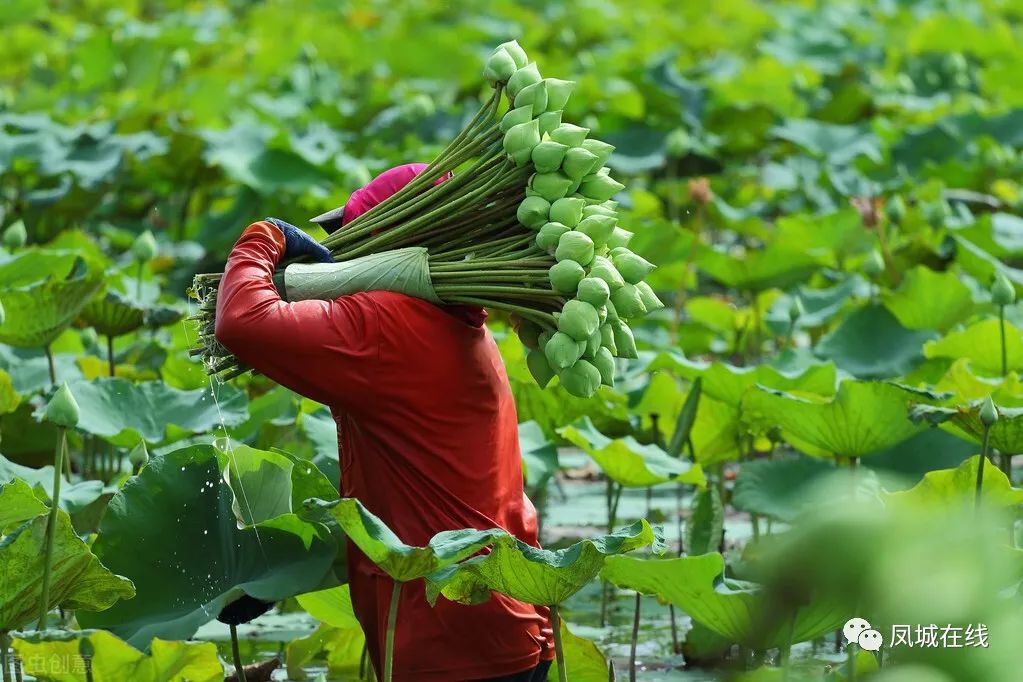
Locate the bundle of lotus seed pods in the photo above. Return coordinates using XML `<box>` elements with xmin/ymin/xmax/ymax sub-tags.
<box><xmin>191</xmin><ymin>40</ymin><xmax>662</xmax><ymax>397</ymax></box>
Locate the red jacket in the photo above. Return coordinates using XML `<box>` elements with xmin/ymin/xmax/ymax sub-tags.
<box><xmin>215</xmin><ymin>221</ymin><xmax>554</xmax><ymax>680</ymax></box>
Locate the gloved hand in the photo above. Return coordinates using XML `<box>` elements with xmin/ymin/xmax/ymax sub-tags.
<box><xmin>265</xmin><ymin>217</ymin><xmax>333</xmax><ymax>264</ymax></box>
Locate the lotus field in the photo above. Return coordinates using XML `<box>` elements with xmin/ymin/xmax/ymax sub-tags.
<box><xmin>4</xmin><ymin>1</ymin><xmax>1023</xmax><ymax>680</ymax></box>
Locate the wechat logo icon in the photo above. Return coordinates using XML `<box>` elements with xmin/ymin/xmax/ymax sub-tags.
<box><xmin>844</xmin><ymin>617</ymin><xmax>883</xmax><ymax>652</ymax></box>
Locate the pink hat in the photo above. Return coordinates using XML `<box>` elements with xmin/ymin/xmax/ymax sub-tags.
<box><xmin>310</xmin><ymin>163</ymin><xmax>452</xmax><ymax>233</ymax></box>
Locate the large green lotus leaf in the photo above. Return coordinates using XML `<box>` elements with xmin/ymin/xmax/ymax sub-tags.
<box><xmin>691</xmin><ymin>393</ymin><xmax>742</xmax><ymax>466</ymax></box>
<box><xmin>0</xmin><ymin>249</ymin><xmax>80</xmax><ymax>288</ymax></box>
<box><xmin>696</xmin><ymin>244</ymin><xmax>824</xmax><ymax>292</ymax></box>
<box><xmin>731</xmin><ymin>457</ymin><xmax>880</xmax><ymax>521</ymax></box>
<box><xmin>296</xmin><ymin>583</ymin><xmax>360</xmax><ymax>630</ymax></box>
<box><xmin>646</xmin><ymin>354</ymin><xmax>837</xmax><ymax>406</ymax></box>
<box><xmin>309</xmin><ymin>497</ymin><xmax>507</xmax><ymax>583</ymax></box>
<box><xmin>884</xmin><ymin>455</ymin><xmax>1023</xmax><ymax>512</ymax></box>
<box><xmin>285</xmin><ymin>621</ymin><xmax>364</xmax><ymax>681</ymax></box>
<box><xmin>924</xmin><ymin>319</ymin><xmax>1023</xmax><ymax>376</ymax></box>
<box><xmin>12</xmin><ymin>629</ymin><xmax>222</xmax><ymax>682</ymax></box>
<box><xmin>0</xmin><ymin>476</ymin><xmax>47</xmax><ymax>532</ymax></box>
<box><xmin>222</xmin><ymin>445</ymin><xmax>294</xmax><ymax>525</ymax></box>
<box><xmin>881</xmin><ymin>266</ymin><xmax>975</xmax><ymax>332</ymax></box>
<box><xmin>0</xmin><ymin>510</ymin><xmax>135</xmax><ymax>631</ymax></box>
<box><xmin>0</xmin><ymin>453</ymin><xmax>109</xmax><ymax>517</ymax></box>
<box><xmin>428</xmin><ymin>520</ymin><xmax>663</xmax><ymax>607</ymax></box>
<box><xmin>764</xmin><ymin>277</ymin><xmax>867</xmax><ymax>333</ymax></box>
<box><xmin>557</xmin><ymin>417</ymin><xmax>705</xmax><ymax>488</ymax></box>
<box><xmin>954</xmin><ymin>235</ymin><xmax>1023</xmax><ymax>288</ymax></box>
<box><xmin>600</xmin><ymin>553</ymin><xmax>846</xmax><ymax>648</ymax></box>
<box><xmin>685</xmin><ymin>487</ymin><xmax>723</xmax><ymax>556</ymax></box>
<box><xmin>814</xmin><ymin>304</ymin><xmax>937</xmax><ymax>379</ymax></box>
<box><xmin>78</xmin><ymin>290</ymin><xmax>146</xmax><ymax>337</ymax></box>
<box><xmin>773</xmin><ymin>209</ymin><xmax>875</xmax><ymax>264</ymax></box>
<box><xmin>34</xmin><ymin>377</ymin><xmax>248</xmax><ymax>446</ymax></box>
<box><xmin>519</xmin><ymin>420</ymin><xmax>559</xmax><ymax>490</ymax></box>
<box><xmin>741</xmin><ymin>381</ymin><xmax>928</xmax><ymax>458</ymax></box>
<box><xmin>550</xmin><ymin>619</ymin><xmax>610</xmax><ymax>682</ymax></box>
<box><xmin>933</xmin><ymin>358</ymin><xmax>1023</xmax><ymax>405</ymax></box>
<box><xmin>0</xmin><ymin>268</ymin><xmax>103</xmax><ymax>348</ymax></box>
<box><xmin>910</xmin><ymin>402</ymin><xmax>1023</xmax><ymax>454</ymax></box>
<box><xmin>77</xmin><ymin>444</ymin><xmax>340</xmax><ymax>650</ymax></box>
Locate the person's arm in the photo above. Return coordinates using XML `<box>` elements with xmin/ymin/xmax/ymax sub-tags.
<box><xmin>214</xmin><ymin>221</ymin><xmax>380</xmax><ymax>409</ymax></box>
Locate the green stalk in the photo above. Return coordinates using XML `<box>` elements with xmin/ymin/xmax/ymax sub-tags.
<box><xmin>383</xmin><ymin>580</ymin><xmax>402</xmax><ymax>682</ymax></box>
<box><xmin>976</xmin><ymin>426</ymin><xmax>992</xmax><ymax>513</ymax></box>
<box><xmin>37</xmin><ymin>428</ymin><xmax>67</xmax><ymax>631</ymax></box>
<box><xmin>136</xmin><ymin>261</ymin><xmax>144</xmax><ymax>301</ymax></box>
<box><xmin>629</xmin><ymin>592</ymin><xmax>642</xmax><ymax>682</ymax></box>
<box><xmin>230</xmin><ymin>624</ymin><xmax>247</xmax><ymax>682</ymax></box>
<box><xmin>847</xmin><ymin>642</ymin><xmax>858</xmax><ymax>682</ymax></box>
<box><xmin>444</xmin><ymin>297</ymin><xmax>557</xmax><ymax>328</ymax></box>
<box><xmin>45</xmin><ymin>345</ymin><xmax>56</xmax><ymax>387</ymax></box>
<box><xmin>551</xmin><ymin>604</ymin><xmax>568</xmax><ymax>682</ymax></box>
<box><xmin>434</xmin><ymin>284</ymin><xmax>560</xmax><ymax>299</ymax></box>
<box><xmin>107</xmin><ymin>336</ymin><xmax>115</xmax><ymax>377</ymax></box>
<box><xmin>1</xmin><ymin>631</ymin><xmax>9</xmax><ymax>682</ymax></box>
<box><xmin>1000</xmin><ymin>305</ymin><xmax>1008</xmax><ymax>377</ymax></box>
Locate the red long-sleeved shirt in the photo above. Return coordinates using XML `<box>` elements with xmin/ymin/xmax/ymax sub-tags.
<box><xmin>215</xmin><ymin>222</ymin><xmax>554</xmax><ymax>681</ymax></box>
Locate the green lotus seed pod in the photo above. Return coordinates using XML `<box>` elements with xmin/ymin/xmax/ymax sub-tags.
<box><xmin>558</xmin><ymin>358</ymin><xmax>601</xmax><ymax>398</ymax></box>
<box><xmin>558</xmin><ymin>299</ymin><xmax>600</xmax><ymax>342</ymax></box>
<box><xmin>515</xmin><ymin>80</ymin><xmax>548</xmax><ymax>114</ymax></box>
<box><xmin>3</xmin><ymin>221</ymin><xmax>27</xmax><ymax>250</ymax></box>
<box><xmin>500</xmin><ymin>105</ymin><xmax>534</xmax><ymax>133</ymax></box>
<box><xmin>635</xmin><ymin>281</ymin><xmax>664</xmax><ymax>312</ymax></box>
<box><xmin>544</xmin><ymin>330</ymin><xmax>584</xmax><ymax>370</ymax></box>
<box><xmin>504</xmin><ymin>119</ymin><xmax>542</xmax><ymax>166</ymax></box>
<box><xmin>517</xmin><ymin>195</ymin><xmax>550</xmax><ymax>230</ymax></box>
<box><xmin>606</xmin><ymin>227</ymin><xmax>633</xmax><ymax>250</ymax></box>
<box><xmin>610</xmin><ymin>283</ymin><xmax>648</xmax><ymax>319</ymax></box>
<box><xmin>562</xmin><ymin>147</ymin><xmax>600</xmax><ymax>181</ymax></box>
<box><xmin>583</xmin><ymin>328</ymin><xmax>601</xmax><ymax>359</ymax></box>
<box><xmin>589</xmin><ymin>256</ymin><xmax>625</xmax><ymax>290</ymax></box>
<box><xmin>531</xmin><ymin>140</ymin><xmax>569</xmax><ymax>174</ymax></box>
<box><xmin>132</xmin><ymin>230</ymin><xmax>158</xmax><ymax>262</ymax></box>
<box><xmin>549</xmin><ymin>197</ymin><xmax>585</xmax><ymax>227</ymax></box>
<box><xmin>530</xmin><ymin>171</ymin><xmax>574</xmax><ymax>202</ymax></box>
<box><xmin>592</xmin><ymin>347</ymin><xmax>615</xmax><ymax>386</ymax></box>
<box><xmin>992</xmin><ymin>273</ymin><xmax>1016</xmax><ymax>306</ymax></box>
<box><xmin>484</xmin><ymin>48</ymin><xmax>518</xmax><ymax>85</ymax></box>
<box><xmin>577</xmin><ymin>277</ymin><xmax>610</xmax><ymax>307</ymax></box>
<box><xmin>516</xmin><ymin>319</ymin><xmax>544</xmax><ymax>350</ymax></box>
<box><xmin>980</xmin><ymin>396</ymin><xmax>998</xmax><ymax>426</ymax></box>
<box><xmin>554</xmin><ymin>230</ymin><xmax>595</xmax><ymax>265</ymax></box>
<box><xmin>128</xmin><ymin>439</ymin><xmax>150</xmax><ymax>467</ymax></box>
<box><xmin>581</xmin><ymin>139</ymin><xmax>615</xmax><ymax>168</ymax></box>
<box><xmin>788</xmin><ymin>295</ymin><xmax>805</xmax><ymax>323</ymax></box>
<box><xmin>544</xmin><ymin>78</ymin><xmax>576</xmax><ymax>112</ymax></box>
<box><xmin>576</xmin><ymin>215</ymin><xmax>617</xmax><ymax>249</ymax></box>
<box><xmin>526</xmin><ymin>348</ymin><xmax>556</xmax><ymax>388</ymax></box>
<box><xmin>536</xmin><ymin>222</ymin><xmax>571</xmax><ymax>253</ymax></box>
<box><xmin>43</xmin><ymin>382</ymin><xmax>80</xmax><ymax>429</ymax></box>
<box><xmin>582</xmin><ymin>204</ymin><xmax>616</xmax><ymax>219</ymax></box>
<box><xmin>549</xmin><ymin>260</ymin><xmax>586</xmax><ymax>294</ymax></box>
<box><xmin>600</xmin><ymin>323</ymin><xmax>617</xmax><ymax>355</ymax></box>
<box><xmin>612</xmin><ymin>249</ymin><xmax>656</xmax><ymax>284</ymax></box>
<box><xmin>611</xmin><ymin>320</ymin><xmax>638</xmax><ymax>359</ymax></box>
<box><xmin>863</xmin><ymin>250</ymin><xmax>885</xmax><ymax>277</ymax></box>
<box><xmin>495</xmin><ymin>40</ymin><xmax>528</xmax><ymax>69</ymax></box>
<box><xmin>579</xmin><ymin>172</ymin><xmax>625</xmax><ymax>202</ymax></box>
<box><xmin>507</xmin><ymin>62</ymin><xmax>542</xmax><ymax>99</ymax></box>
<box><xmin>538</xmin><ymin>111</ymin><xmax>563</xmax><ymax>136</ymax></box>
<box><xmin>549</xmin><ymin>123</ymin><xmax>589</xmax><ymax>148</ymax></box>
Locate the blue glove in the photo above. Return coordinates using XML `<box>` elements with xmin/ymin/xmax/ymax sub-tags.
<box><xmin>265</xmin><ymin>217</ymin><xmax>333</xmax><ymax>264</ymax></box>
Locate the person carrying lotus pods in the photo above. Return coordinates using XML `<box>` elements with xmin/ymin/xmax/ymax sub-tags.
<box><xmin>214</xmin><ymin>163</ymin><xmax>554</xmax><ymax>682</ymax></box>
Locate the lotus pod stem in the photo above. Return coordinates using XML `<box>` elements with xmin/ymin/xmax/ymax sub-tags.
<box><xmin>37</xmin><ymin>427</ymin><xmax>68</xmax><ymax>631</ymax></box>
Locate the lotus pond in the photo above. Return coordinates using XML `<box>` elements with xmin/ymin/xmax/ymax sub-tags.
<box><xmin>4</xmin><ymin>0</ymin><xmax>1023</xmax><ymax>681</ymax></box>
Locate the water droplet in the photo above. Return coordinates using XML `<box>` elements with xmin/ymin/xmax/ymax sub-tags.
<box><xmin>203</xmin><ymin>529</ymin><xmax>208</xmax><ymax>535</ymax></box>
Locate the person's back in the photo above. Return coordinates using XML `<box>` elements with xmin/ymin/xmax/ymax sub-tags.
<box><xmin>214</xmin><ymin>163</ymin><xmax>554</xmax><ymax>680</ymax></box>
